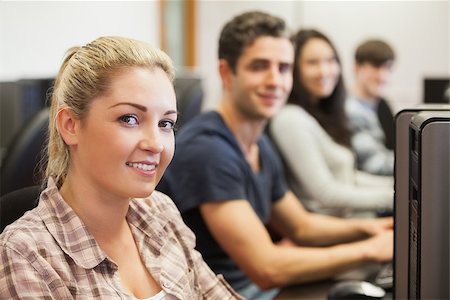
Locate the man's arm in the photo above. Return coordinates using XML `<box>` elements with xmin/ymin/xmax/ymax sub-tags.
<box><xmin>200</xmin><ymin>196</ymin><xmax>392</xmax><ymax>289</ymax></box>
<box><xmin>269</xmin><ymin>191</ymin><xmax>393</xmax><ymax>246</ymax></box>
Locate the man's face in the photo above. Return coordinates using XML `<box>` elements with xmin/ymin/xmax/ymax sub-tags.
<box><xmin>355</xmin><ymin>61</ymin><xmax>394</xmax><ymax>99</ymax></box>
<box><xmin>227</xmin><ymin>36</ymin><xmax>294</xmax><ymax>120</ymax></box>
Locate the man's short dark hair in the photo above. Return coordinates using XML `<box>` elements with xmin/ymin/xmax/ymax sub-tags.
<box><xmin>218</xmin><ymin>11</ymin><xmax>290</xmax><ymax>72</ymax></box>
<box><xmin>355</xmin><ymin>39</ymin><xmax>395</xmax><ymax>67</ymax></box>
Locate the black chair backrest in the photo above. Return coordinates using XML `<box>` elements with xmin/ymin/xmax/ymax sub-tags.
<box><xmin>0</xmin><ymin>108</ymin><xmax>49</xmax><ymax>196</ymax></box>
<box><xmin>0</xmin><ymin>185</ymin><xmax>41</xmax><ymax>232</ymax></box>
<box><xmin>377</xmin><ymin>98</ymin><xmax>395</xmax><ymax>150</ymax></box>
<box><xmin>174</xmin><ymin>76</ymin><xmax>203</xmax><ymax>129</ymax></box>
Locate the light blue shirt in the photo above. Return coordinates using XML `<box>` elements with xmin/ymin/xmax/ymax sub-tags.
<box><xmin>345</xmin><ymin>96</ymin><xmax>394</xmax><ymax>175</ymax></box>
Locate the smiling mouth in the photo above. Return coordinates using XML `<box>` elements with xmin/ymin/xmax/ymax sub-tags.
<box><xmin>126</xmin><ymin>162</ymin><xmax>156</xmax><ymax>171</ymax></box>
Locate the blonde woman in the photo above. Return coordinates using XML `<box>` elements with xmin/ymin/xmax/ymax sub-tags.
<box><xmin>0</xmin><ymin>36</ymin><xmax>242</xmax><ymax>299</ymax></box>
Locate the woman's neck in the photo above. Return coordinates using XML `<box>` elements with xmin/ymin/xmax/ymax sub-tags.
<box><xmin>59</xmin><ymin>174</ymin><xmax>131</xmax><ymax>241</ymax></box>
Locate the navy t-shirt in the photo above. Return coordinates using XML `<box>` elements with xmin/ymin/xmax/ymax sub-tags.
<box><xmin>157</xmin><ymin>111</ymin><xmax>287</xmax><ymax>290</ymax></box>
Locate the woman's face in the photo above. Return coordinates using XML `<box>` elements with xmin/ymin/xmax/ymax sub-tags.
<box><xmin>298</xmin><ymin>38</ymin><xmax>341</xmax><ymax>101</ymax></box>
<box><xmin>70</xmin><ymin>67</ymin><xmax>177</xmax><ymax>200</ymax></box>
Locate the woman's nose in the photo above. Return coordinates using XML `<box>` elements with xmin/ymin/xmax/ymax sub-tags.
<box><xmin>318</xmin><ymin>62</ymin><xmax>330</xmax><ymax>76</ymax></box>
<box><xmin>139</xmin><ymin>128</ymin><xmax>164</xmax><ymax>153</ymax></box>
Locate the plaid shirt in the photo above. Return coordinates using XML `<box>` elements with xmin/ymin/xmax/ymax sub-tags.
<box><xmin>0</xmin><ymin>178</ymin><xmax>243</xmax><ymax>299</ymax></box>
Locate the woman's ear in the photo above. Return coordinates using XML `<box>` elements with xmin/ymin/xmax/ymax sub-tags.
<box><xmin>56</xmin><ymin>108</ymin><xmax>80</xmax><ymax>146</ymax></box>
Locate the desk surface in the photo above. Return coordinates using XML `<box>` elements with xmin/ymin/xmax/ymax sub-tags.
<box><xmin>275</xmin><ymin>279</ymin><xmax>335</xmax><ymax>300</ymax></box>
<box><xmin>274</xmin><ymin>263</ymin><xmax>390</xmax><ymax>300</ymax></box>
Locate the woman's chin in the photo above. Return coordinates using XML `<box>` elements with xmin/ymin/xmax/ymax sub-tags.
<box><xmin>130</xmin><ymin>187</ymin><xmax>155</xmax><ymax>199</ymax></box>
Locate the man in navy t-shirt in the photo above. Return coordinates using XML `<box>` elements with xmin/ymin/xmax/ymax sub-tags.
<box><xmin>158</xmin><ymin>11</ymin><xmax>394</xmax><ymax>300</ymax></box>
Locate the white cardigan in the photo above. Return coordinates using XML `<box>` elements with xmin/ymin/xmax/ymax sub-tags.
<box><xmin>270</xmin><ymin>104</ymin><xmax>393</xmax><ymax>216</ymax></box>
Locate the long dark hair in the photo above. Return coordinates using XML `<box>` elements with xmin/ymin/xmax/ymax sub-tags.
<box><xmin>289</xmin><ymin>29</ymin><xmax>351</xmax><ymax>147</ymax></box>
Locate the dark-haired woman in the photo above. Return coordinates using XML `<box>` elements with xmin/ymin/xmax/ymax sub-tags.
<box><xmin>270</xmin><ymin>29</ymin><xmax>393</xmax><ymax>217</ymax></box>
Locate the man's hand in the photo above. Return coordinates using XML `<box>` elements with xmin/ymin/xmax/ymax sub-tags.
<box><xmin>360</xmin><ymin>229</ymin><xmax>394</xmax><ymax>263</ymax></box>
<box><xmin>357</xmin><ymin>217</ymin><xmax>393</xmax><ymax>237</ymax></box>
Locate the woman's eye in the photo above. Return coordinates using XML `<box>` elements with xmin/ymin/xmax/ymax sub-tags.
<box><xmin>306</xmin><ymin>59</ymin><xmax>319</xmax><ymax>66</ymax></box>
<box><xmin>328</xmin><ymin>57</ymin><xmax>337</xmax><ymax>64</ymax></box>
<box><xmin>119</xmin><ymin>115</ymin><xmax>139</xmax><ymax>126</ymax></box>
<box><xmin>159</xmin><ymin>120</ymin><xmax>175</xmax><ymax>130</ymax></box>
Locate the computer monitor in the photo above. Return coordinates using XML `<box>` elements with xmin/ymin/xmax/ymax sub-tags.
<box><xmin>423</xmin><ymin>77</ymin><xmax>450</xmax><ymax>104</ymax></box>
<box><xmin>393</xmin><ymin>104</ymin><xmax>450</xmax><ymax>299</ymax></box>
<box><xmin>408</xmin><ymin>111</ymin><xmax>450</xmax><ymax>299</ymax></box>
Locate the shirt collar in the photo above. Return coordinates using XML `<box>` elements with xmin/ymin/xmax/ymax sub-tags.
<box><xmin>38</xmin><ymin>179</ymin><xmax>173</xmax><ymax>272</ymax></box>
<box><xmin>126</xmin><ymin>193</ymin><xmax>172</xmax><ymax>252</ymax></box>
<box><xmin>38</xmin><ymin>177</ymin><xmax>107</xmax><ymax>269</ymax></box>
<box><xmin>354</xmin><ymin>96</ymin><xmax>378</xmax><ymax>111</ymax></box>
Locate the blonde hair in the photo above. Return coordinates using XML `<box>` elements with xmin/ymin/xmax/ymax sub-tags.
<box><xmin>46</xmin><ymin>36</ymin><xmax>175</xmax><ymax>188</ymax></box>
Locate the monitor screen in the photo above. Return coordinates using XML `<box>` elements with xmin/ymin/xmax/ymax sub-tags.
<box><xmin>423</xmin><ymin>78</ymin><xmax>450</xmax><ymax>104</ymax></box>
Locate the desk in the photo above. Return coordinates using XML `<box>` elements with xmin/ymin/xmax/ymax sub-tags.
<box><xmin>275</xmin><ymin>279</ymin><xmax>335</xmax><ymax>300</ymax></box>
<box><xmin>274</xmin><ymin>263</ymin><xmax>391</xmax><ymax>300</ymax></box>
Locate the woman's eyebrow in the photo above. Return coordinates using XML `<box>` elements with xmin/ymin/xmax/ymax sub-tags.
<box><xmin>108</xmin><ymin>102</ymin><xmax>147</xmax><ymax>112</ymax></box>
<box><xmin>165</xmin><ymin>110</ymin><xmax>178</xmax><ymax>116</ymax></box>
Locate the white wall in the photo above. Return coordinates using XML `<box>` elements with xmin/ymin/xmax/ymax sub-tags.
<box><xmin>293</xmin><ymin>1</ymin><xmax>450</xmax><ymax>112</ymax></box>
<box><xmin>1</xmin><ymin>1</ymin><xmax>448</xmax><ymax>113</ymax></box>
<box><xmin>0</xmin><ymin>1</ymin><xmax>159</xmax><ymax>81</ymax></box>
<box><xmin>196</xmin><ymin>1</ymin><xmax>449</xmax><ymax>112</ymax></box>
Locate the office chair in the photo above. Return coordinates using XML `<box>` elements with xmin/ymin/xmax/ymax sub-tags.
<box><xmin>0</xmin><ymin>78</ymin><xmax>53</xmax><ymax>160</ymax></box>
<box><xmin>0</xmin><ymin>185</ymin><xmax>41</xmax><ymax>232</ymax></box>
<box><xmin>377</xmin><ymin>98</ymin><xmax>395</xmax><ymax>150</ymax></box>
<box><xmin>0</xmin><ymin>108</ymin><xmax>49</xmax><ymax>196</ymax></box>
<box><xmin>174</xmin><ymin>76</ymin><xmax>203</xmax><ymax>129</ymax></box>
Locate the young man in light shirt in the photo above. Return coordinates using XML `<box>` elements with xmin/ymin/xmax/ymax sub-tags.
<box><xmin>346</xmin><ymin>39</ymin><xmax>396</xmax><ymax>175</ymax></box>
